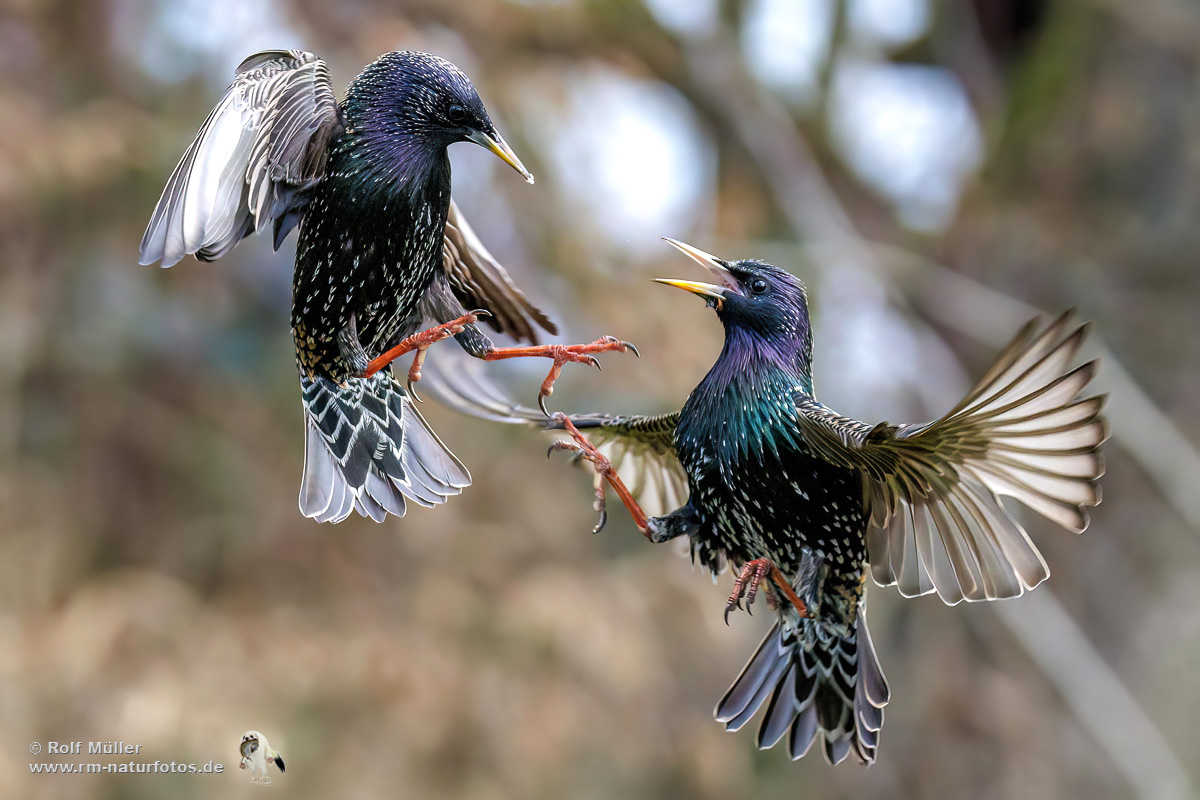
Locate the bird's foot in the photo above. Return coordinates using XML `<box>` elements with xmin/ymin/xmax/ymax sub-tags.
<box><xmin>725</xmin><ymin>559</ymin><xmax>773</xmax><ymax>624</ymax></box>
<box><xmin>548</xmin><ymin>413</ymin><xmax>651</xmax><ymax>537</ymax></box>
<box><xmin>724</xmin><ymin>558</ymin><xmax>810</xmax><ymax>624</ymax></box>
<box><xmin>548</xmin><ymin>419</ymin><xmax>616</xmax><ymax>534</ymax></box>
<box><xmin>483</xmin><ymin>336</ymin><xmax>638</xmax><ymax>415</ymax></box>
<box><xmin>405</xmin><ymin>349</ymin><xmax>429</xmax><ymax>400</ymax></box>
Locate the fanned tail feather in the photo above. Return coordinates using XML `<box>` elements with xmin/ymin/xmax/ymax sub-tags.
<box><xmin>715</xmin><ymin>609</ymin><xmax>889</xmax><ymax>766</ymax></box>
<box><xmin>299</xmin><ymin>373</ymin><xmax>471</xmax><ymax>523</ymax></box>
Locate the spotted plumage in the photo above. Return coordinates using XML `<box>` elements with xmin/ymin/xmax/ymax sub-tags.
<box><xmin>140</xmin><ymin>49</ymin><xmax>556</xmax><ymax>523</ymax></box>
<box><xmin>429</xmin><ymin>239</ymin><xmax>1108</xmax><ymax>766</ymax></box>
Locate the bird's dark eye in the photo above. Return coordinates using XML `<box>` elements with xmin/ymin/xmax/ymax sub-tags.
<box><xmin>447</xmin><ymin>104</ymin><xmax>468</xmax><ymax>124</ymax></box>
<box><xmin>750</xmin><ymin>278</ymin><xmax>769</xmax><ymax>294</ymax></box>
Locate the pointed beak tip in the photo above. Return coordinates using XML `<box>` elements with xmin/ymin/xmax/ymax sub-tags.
<box><xmin>659</xmin><ymin>238</ymin><xmax>739</xmax><ymax>294</ymax></box>
<box><xmin>661</xmin><ymin>237</ymin><xmax>724</xmax><ymax>267</ymax></box>
<box><xmin>653</xmin><ymin>278</ymin><xmax>726</xmax><ymax>301</ymax></box>
<box><xmin>473</xmin><ymin>130</ymin><xmax>534</xmax><ymax>185</ymax></box>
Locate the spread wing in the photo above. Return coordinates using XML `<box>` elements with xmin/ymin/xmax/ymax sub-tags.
<box><xmin>443</xmin><ymin>201</ymin><xmax>558</xmax><ymax>344</ymax></box>
<box><xmin>422</xmin><ymin>357</ymin><xmax>686</xmax><ymax>517</ymax></box>
<box><xmin>794</xmin><ymin>312</ymin><xmax>1108</xmax><ymax>605</ymax></box>
<box><xmin>139</xmin><ymin>49</ymin><xmax>342</xmax><ymax>267</ymax></box>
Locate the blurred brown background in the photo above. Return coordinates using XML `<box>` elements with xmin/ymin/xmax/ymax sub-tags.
<box><xmin>1</xmin><ymin>0</ymin><xmax>1198</xmax><ymax>798</ymax></box>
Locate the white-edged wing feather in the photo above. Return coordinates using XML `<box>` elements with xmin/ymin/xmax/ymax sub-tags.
<box><xmin>140</xmin><ymin>49</ymin><xmax>341</xmax><ymax>267</ymax></box>
<box><xmin>796</xmin><ymin>312</ymin><xmax>1108</xmax><ymax>604</ymax></box>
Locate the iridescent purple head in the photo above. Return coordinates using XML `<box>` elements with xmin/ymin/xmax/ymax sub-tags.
<box><xmin>343</xmin><ymin>50</ymin><xmax>533</xmax><ymax>183</ymax></box>
<box><xmin>656</xmin><ymin>239</ymin><xmax>813</xmax><ymax>365</ymax></box>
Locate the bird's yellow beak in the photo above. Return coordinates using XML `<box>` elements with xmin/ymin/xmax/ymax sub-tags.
<box><xmin>468</xmin><ymin>129</ymin><xmax>535</xmax><ymax>184</ymax></box>
<box><xmin>655</xmin><ymin>238</ymin><xmax>739</xmax><ymax>306</ymax></box>
<box><xmin>652</xmin><ymin>278</ymin><xmax>727</xmax><ymax>300</ymax></box>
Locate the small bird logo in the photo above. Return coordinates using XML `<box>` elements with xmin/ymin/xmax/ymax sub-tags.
<box><xmin>239</xmin><ymin>730</ymin><xmax>285</xmax><ymax>784</ymax></box>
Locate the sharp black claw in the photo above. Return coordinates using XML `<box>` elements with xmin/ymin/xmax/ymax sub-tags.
<box><xmin>407</xmin><ymin>378</ymin><xmax>423</xmax><ymax>403</ymax></box>
<box><xmin>548</xmin><ymin>440</ymin><xmax>584</xmax><ymax>460</ymax></box>
<box><xmin>538</xmin><ymin>393</ymin><xmax>551</xmax><ymax>417</ymax></box>
<box><xmin>588</xmin><ymin>356</ymin><xmax>601</xmax><ymax>370</ymax></box>
<box><xmin>624</xmin><ymin>341</ymin><xmax>640</xmax><ymax>357</ymax></box>
<box><xmin>469</xmin><ymin>308</ymin><xmax>493</xmax><ymax>319</ymax></box>
<box><xmin>592</xmin><ymin>508</ymin><xmax>608</xmax><ymax>534</ymax></box>
<box><xmin>724</xmin><ymin>607</ymin><xmax>732</xmax><ymax>626</ymax></box>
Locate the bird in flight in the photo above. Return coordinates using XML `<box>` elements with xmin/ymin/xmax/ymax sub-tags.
<box><xmin>429</xmin><ymin>239</ymin><xmax>1108</xmax><ymax>765</ymax></box>
<box><xmin>239</xmin><ymin>730</ymin><xmax>285</xmax><ymax>784</ymax></box>
<box><xmin>140</xmin><ymin>50</ymin><xmax>633</xmax><ymax>523</ymax></box>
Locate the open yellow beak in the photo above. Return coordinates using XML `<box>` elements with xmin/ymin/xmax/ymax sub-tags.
<box><xmin>468</xmin><ymin>129</ymin><xmax>535</xmax><ymax>184</ymax></box>
<box><xmin>654</xmin><ymin>238</ymin><xmax>738</xmax><ymax>304</ymax></box>
<box><xmin>652</xmin><ymin>278</ymin><xmax>727</xmax><ymax>300</ymax></box>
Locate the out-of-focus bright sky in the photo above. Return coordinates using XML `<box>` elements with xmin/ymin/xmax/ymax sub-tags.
<box><xmin>120</xmin><ymin>0</ymin><xmax>980</xmax><ymax>241</ymax></box>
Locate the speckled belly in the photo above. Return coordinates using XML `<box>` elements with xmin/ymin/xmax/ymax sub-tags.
<box><xmin>691</xmin><ymin>447</ymin><xmax>869</xmax><ymax>573</ymax></box>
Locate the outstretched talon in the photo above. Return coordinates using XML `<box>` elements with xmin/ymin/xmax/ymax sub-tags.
<box><xmin>549</xmin><ymin>427</ymin><xmax>615</xmax><ymax>533</ymax></box>
<box><xmin>725</xmin><ymin>559</ymin><xmax>772</xmax><ymax>624</ymax></box>
<box><xmin>482</xmin><ymin>335</ymin><xmax>638</xmax><ymax>415</ymax></box>
<box><xmin>406</xmin><ymin>349</ymin><xmax>429</xmax><ymax>401</ymax></box>
<box><xmin>361</xmin><ymin>310</ymin><xmax>491</xmax><ymax>380</ymax></box>
<box><xmin>549</xmin><ymin>413</ymin><xmax>651</xmax><ymax>537</ymax></box>
<box><xmin>725</xmin><ymin>558</ymin><xmax>811</xmax><ymax>624</ymax></box>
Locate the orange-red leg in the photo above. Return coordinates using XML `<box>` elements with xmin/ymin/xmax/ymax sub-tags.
<box><xmin>549</xmin><ymin>413</ymin><xmax>651</xmax><ymax>537</ymax></box>
<box><xmin>484</xmin><ymin>336</ymin><xmax>639</xmax><ymax>415</ymax></box>
<box><xmin>549</xmin><ymin>422</ymin><xmax>811</xmax><ymax>623</ymax></box>
<box><xmin>724</xmin><ymin>558</ymin><xmax>810</xmax><ymax>623</ymax></box>
<box><xmin>550</xmin><ymin>417</ymin><xmax>810</xmax><ymax>622</ymax></box>
<box><xmin>362</xmin><ymin>311</ymin><xmax>485</xmax><ymax>380</ymax></box>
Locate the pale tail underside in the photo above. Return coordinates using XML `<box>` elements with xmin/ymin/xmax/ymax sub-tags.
<box><xmin>299</xmin><ymin>374</ymin><xmax>471</xmax><ymax>523</ymax></box>
<box><xmin>716</xmin><ymin>608</ymin><xmax>889</xmax><ymax>765</ymax></box>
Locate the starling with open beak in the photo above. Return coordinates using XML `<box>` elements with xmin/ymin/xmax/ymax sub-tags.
<box><xmin>427</xmin><ymin>239</ymin><xmax>1108</xmax><ymax>765</ymax></box>
<box><xmin>140</xmin><ymin>50</ymin><xmax>633</xmax><ymax>523</ymax></box>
